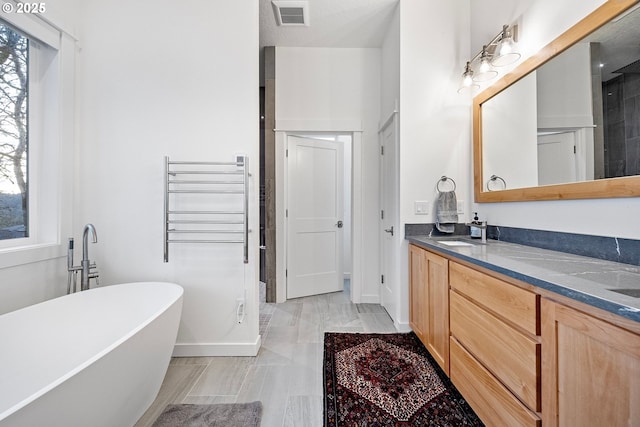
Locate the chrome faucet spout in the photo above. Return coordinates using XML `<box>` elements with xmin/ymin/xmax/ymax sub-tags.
<box><xmin>81</xmin><ymin>224</ymin><xmax>98</xmax><ymax>291</ymax></box>
<box><xmin>82</xmin><ymin>223</ymin><xmax>97</xmax><ymax>261</ymax></box>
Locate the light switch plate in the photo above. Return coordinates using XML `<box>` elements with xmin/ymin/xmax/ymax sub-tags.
<box><xmin>415</xmin><ymin>201</ymin><xmax>429</xmax><ymax>215</ymax></box>
<box><xmin>457</xmin><ymin>201</ymin><xmax>464</xmax><ymax>214</ymax></box>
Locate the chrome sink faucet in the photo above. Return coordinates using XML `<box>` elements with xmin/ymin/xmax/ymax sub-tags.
<box><xmin>67</xmin><ymin>224</ymin><xmax>99</xmax><ymax>293</ymax></box>
<box><xmin>477</xmin><ymin>221</ymin><xmax>488</xmax><ymax>243</ymax></box>
<box><xmin>466</xmin><ymin>219</ymin><xmax>488</xmax><ymax>243</ymax></box>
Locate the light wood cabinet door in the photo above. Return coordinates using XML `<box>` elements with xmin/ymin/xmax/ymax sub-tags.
<box><xmin>408</xmin><ymin>245</ymin><xmax>450</xmax><ymax>374</ymax></box>
<box><xmin>424</xmin><ymin>250</ymin><xmax>449</xmax><ymax>374</ymax></box>
<box><xmin>542</xmin><ymin>298</ymin><xmax>640</xmax><ymax>427</ymax></box>
<box><xmin>409</xmin><ymin>244</ymin><xmax>427</xmax><ymax>343</ymax></box>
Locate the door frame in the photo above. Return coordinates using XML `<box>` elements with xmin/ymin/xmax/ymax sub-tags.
<box><xmin>285</xmin><ymin>134</ymin><xmax>346</xmax><ymax>299</ymax></box>
<box><xmin>275</xmin><ymin>122</ymin><xmax>364</xmax><ymax>303</ymax></box>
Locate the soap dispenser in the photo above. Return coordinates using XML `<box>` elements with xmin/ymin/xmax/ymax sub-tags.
<box><xmin>470</xmin><ymin>212</ymin><xmax>481</xmax><ymax>239</ymax></box>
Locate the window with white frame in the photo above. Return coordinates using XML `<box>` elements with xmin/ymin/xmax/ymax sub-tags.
<box><xmin>0</xmin><ymin>14</ymin><xmax>64</xmax><ymax>254</ymax></box>
<box><xmin>0</xmin><ymin>22</ymin><xmax>29</xmax><ymax>240</ymax></box>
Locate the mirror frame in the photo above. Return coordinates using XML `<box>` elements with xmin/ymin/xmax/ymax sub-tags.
<box><xmin>474</xmin><ymin>0</ymin><xmax>640</xmax><ymax>202</ymax></box>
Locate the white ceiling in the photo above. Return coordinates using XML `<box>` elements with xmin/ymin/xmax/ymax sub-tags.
<box><xmin>260</xmin><ymin>0</ymin><xmax>398</xmax><ymax>50</ymax></box>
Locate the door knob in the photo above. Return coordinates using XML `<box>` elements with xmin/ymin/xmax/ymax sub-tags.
<box><xmin>336</xmin><ymin>220</ymin><xmax>344</xmax><ymax>228</ymax></box>
<box><xmin>384</xmin><ymin>226</ymin><xmax>394</xmax><ymax>236</ymax></box>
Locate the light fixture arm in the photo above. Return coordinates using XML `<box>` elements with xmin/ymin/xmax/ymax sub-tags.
<box><xmin>468</xmin><ymin>24</ymin><xmax>518</xmax><ymax>64</ymax></box>
<box><xmin>458</xmin><ymin>23</ymin><xmax>519</xmax><ymax>93</ymax></box>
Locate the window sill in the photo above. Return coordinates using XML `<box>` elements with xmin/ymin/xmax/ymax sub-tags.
<box><xmin>0</xmin><ymin>242</ymin><xmax>64</xmax><ymax>269</ymax></box>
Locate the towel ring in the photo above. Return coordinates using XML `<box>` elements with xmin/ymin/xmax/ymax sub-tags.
<box><xmin>486</xmin><ymin>175</ymin><xmax>506</xmax><ymax>191</ymax></box>
<box><xmin>437</xmin><ymin>176</ymin><xmax>456</xmax><ymax>192</ymax></box>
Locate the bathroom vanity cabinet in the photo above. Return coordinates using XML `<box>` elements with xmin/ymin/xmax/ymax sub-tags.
<box><xmin>409</xmin><ymin>244</ymin><xmax>450</xmax><ymax>374</ymax></box>
<box><xmin>541</xmin><ymin>299</ymin><xmax>640</xmax><ymax>427</ymax></box>
<box><xmin>408</xmin><ymin>242</ymin><xmax>640</xmax><ymax>427</ymax></box>
<box><xmin>448</xmin><ymin>261</ymin><xmax>541</xmax><ymax>426</ymax></box>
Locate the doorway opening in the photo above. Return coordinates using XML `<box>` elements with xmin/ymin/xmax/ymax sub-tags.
<box><xmin>285</xmin><ymin>133</ymin><xmax>352</xmax><ymax>300</ymax></box>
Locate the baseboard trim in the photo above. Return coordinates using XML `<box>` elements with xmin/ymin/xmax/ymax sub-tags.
<box><xmin>172</xmin><ymin>336</ymin><xmax>262</xmax><ymax>357</ymax></box>
<box><xmin>359</xmin><ymin>294</ymin><xmax>380</xmax><ymax>304</ymax></box>
<box><xmin>395</xmin><ymin>321</ymin><xmax>412</xmax><ymax>333</ymax></box>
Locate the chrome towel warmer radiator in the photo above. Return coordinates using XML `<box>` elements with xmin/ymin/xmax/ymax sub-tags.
<box><xmin>164</xmin><ymin>156</ymin><xmax>249</xmax><ymax>263</ymax></box>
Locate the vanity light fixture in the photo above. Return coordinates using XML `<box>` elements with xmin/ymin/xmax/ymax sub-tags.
<box><xmin>473</xmin><ymin>45</ymin><xmax>499</xmax><ymax>82</ymax></box>
<box><xmin>492</xmin><ymin>25</ymin><xmax>521</xmax><ymax>67</ymax></box>
<box><xmin>457</xmin><ymin>61</ymin><xmax>480</xmax><ymax>94</ymax></box>
<box><xmin>458</xmin><ymin>23</ymin><xmax>520</xmax><ymax>93</ymax></box>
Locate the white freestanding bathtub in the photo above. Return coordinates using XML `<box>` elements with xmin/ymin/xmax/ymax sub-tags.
<box><xmin>0</xmin><ymin>282</ymin><xmax>183</xmax><ymax>427</ymax></box>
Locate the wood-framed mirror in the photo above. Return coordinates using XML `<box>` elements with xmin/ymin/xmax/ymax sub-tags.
<box><xmin>474</xmin><ymin>0</ymin><xmax>640</xmax><ymax>202</ymax></box>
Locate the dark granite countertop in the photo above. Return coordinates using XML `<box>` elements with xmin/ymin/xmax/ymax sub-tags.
<box><xmin>407</xmin><ymin>235</ymin><xmax>640</xmax><ymax>323</ymax></box>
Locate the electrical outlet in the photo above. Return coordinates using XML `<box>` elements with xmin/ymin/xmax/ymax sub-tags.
<box><xmin>415</xmin><ymin>201</ymin><xmax>429</xmax><ymax>215</ymax></box>
<box><xmin>457</xmin><ymin>201</ymin><xmax>464</xmax><ymax>214</ymax></box>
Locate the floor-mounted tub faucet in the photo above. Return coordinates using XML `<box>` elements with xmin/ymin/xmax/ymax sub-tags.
<box><xmin>67</xmin><ymin>224</ymin><xmax>100</xmax><ymax>293</ymax></box>
<box><xmin>81</xmin><ymin>224</ymin><xmax>99</xmax><ymax>291</ymax></box>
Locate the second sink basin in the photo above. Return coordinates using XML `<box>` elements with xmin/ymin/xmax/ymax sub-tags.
<box><xmin>437</xmin><ymin>240</ymin><xmax>475</xmax><ymax>247</ymax></box>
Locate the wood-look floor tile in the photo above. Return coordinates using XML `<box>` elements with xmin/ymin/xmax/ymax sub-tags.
<box><xmin>137</xmin><ymin>285</ymin><xmax>397</xmax><ymax>427</ymax></box>
<box><xmin>188</xmin><ymin>357</ymin><xmax>254</xmax><ymax>396</ymax></box>
<box><xmin>181</xmin><ymin>395</ymin><xmax>237</xmax><ymax>404</ymax></box>
<box><xmin>291</xmin><ymin>343</ymin><xmax>322</xmax><ymax>369</ymax></box>
<box><xmin>356</xmin><ymin>303</ymin><xmax>387</xmax><ymax>314</ymax></box>
<box><xmin>288</xmin><ymin>365</ymin><xmax>323</xmax><ymax>396</ymax></box>
<box><xmin>323</xmin><ymin>304</ymin><xmax>361</xmax><ymax>329</ymax></box>
<box><xmin>134</xmin><ymin>363</ymin><xmax>206</xmax><ymax>427</ymax></box>
<box><xmin>169</xmin><ymin>356</ymin><xmax>212</xmax><ymax>366</ymax></box>
<box><xmin>269</xmin><ymin>302</ymin><xmax>303</xmax><ymax>327</ymax></box>
<box><xmin>283</xmin><ymin>395</ymin><xmax>323</xmax><ymax>427</ymax></box>
<box><xmin>263</xmin><ymin>325</ymin><xmax>299</xmax><ymax>344</ymax></box>
<box><xmin>255</xmin><ymin>342</ymin><xmax>295</xmax><ymax>366</ymax></box>
<box><xmin>237</xmin><ymin>365</ymin><xmax>292</xmax><ymax>426</ymax></box>
<box><xmin>360</xmin><ymin>312</ymin><xmax>397</xmax><ymax>333</ymax></box>
<box><xmin>235</xmin><ymin>364</ymin><xmax>269</xmax><ymax>403</ymax></box>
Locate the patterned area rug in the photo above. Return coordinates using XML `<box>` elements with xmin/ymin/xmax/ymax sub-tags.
<box><xmin>323</xmin><ymin>332</ymin><xmax>483</xmax><ymax>426</ymax></box>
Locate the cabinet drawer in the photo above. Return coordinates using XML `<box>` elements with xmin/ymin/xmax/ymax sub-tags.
<box><xmin>450</xmin><ymin>338</ymin><xmax>541</xmax><ymax>427</ymax></box>
<box><xmin>450</xmin><ymin>290</ymin><xmax>540</xmax><ymax>411</ymax></box>
<box><xmin>450</xmin><ymin>262</ymin><xmax>539</xmax><ymax>335</ymax></box>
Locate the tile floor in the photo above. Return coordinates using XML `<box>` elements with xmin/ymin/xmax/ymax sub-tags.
<box><xmin>135</xmin><ymin>284</ymin><xmax>396</xmax><ymax>427</ymax></box>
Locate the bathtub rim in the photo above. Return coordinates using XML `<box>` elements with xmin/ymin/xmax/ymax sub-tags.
<box><xmin>0</xmin><ymin>281</ymin><xmax>183</xmax><ymax>421</ymax></box>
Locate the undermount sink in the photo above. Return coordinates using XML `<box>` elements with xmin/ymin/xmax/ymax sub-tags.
<box><xmin>437</xmin><ymin>240</ymin><xmax>475</xmax><ymax>247</ymax></box>
<box><xmin>609</xmin><ymin>288</ymin><xmax>640</xmax><ymax>298</ymax></box>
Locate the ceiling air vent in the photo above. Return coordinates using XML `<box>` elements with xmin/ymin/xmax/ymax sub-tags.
<box><xmin>272</xmin><ymin>1</ymin><xmax>309</xmax><ymax>26</ymax></box>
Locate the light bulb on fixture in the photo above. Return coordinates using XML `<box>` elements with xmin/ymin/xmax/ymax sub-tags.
<box><xmin>456</xmin><ymin>23</ymin><xmax>520</xmax><ymax>93</ymax></box>
<box><xmin>473</xmin><ymin>45</ymin><xmax>498</xmax><ymax>82</ymax></box>
<box><xmin>458</xmin><ymin>62</ymin><xmax>479</xmax><ymax>94</ymax></box>
<box><xmin>491</xmin><ymin>25</ymin><xmax>521</xmax><ymax>67</ymax></box>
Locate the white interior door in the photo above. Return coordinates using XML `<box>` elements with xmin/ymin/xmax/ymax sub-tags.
<box><xmin>287</xmin><ymin>135</ymin><xmax>344</xmax><ymax>299</ymax></box>
<box><xmin>380</xmin><ymin>119</ymin><xmax>397</xmax><ymax>320</ymax></box>
<box><xmin>538</xmin><ymin>132</ymin><xmax>577</xmax><ymax>185</ymax></box>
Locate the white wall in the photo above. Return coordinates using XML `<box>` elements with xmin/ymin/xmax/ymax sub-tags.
<box><xmin>537</xmin><ymin>42</ymin><xmax>594</xmax><ymax>128</ymax></box>
<box><xmin>381</xmin><ymin>4</ymin><xmax>400</xmax><ymax>121</ymax></box>
<box><xmin>397</xmin><ymin>0</ymin><xmax>472</xmax><ymax>326</ymax></box>
<box><xmin>471</xmin><ymin>0</ymin><xmax>640</xmax><ymax>239</ymax></box>
<box><xmin>76</xmin><ymin>0</ymin><xmax>260</xmax><ymax>356</ymax></box>
<box><xmin>274</xmin><ymin>47</ymin><xmax>381</xmax><ymax>302</ymax></box>
<box><xmin>40</xmin><ymin>0</ymin><xmax>79</xmax><ymax>37</ymax></box>
<box><xmin>483</xmin><ymin>72</ymin><xmax>538</xmax><ymax>189</ymax></box>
